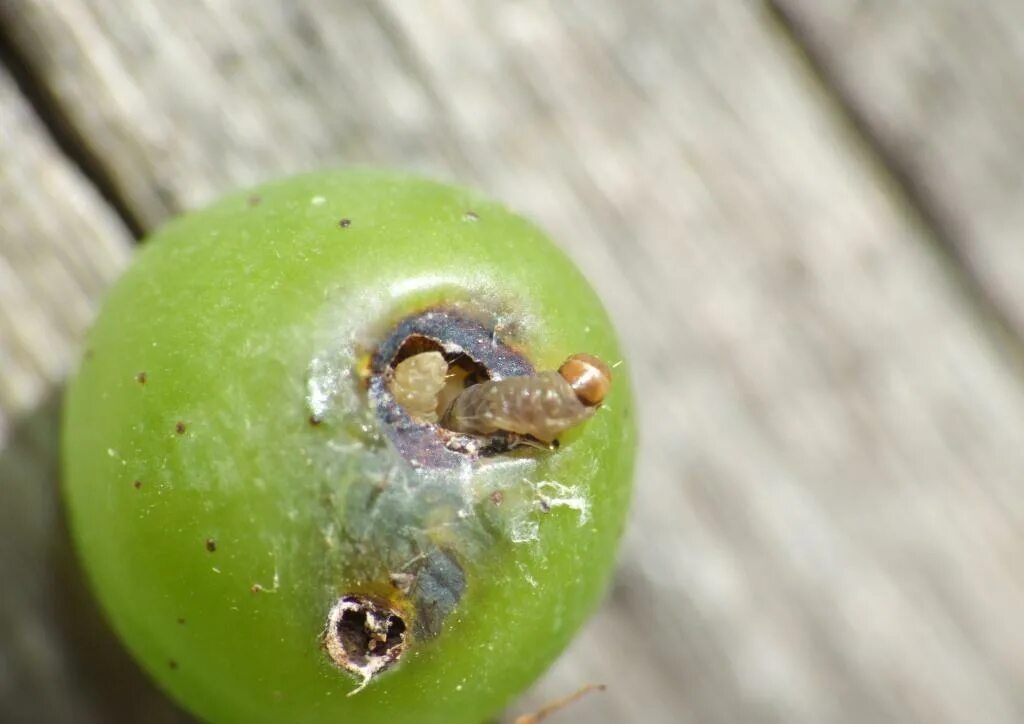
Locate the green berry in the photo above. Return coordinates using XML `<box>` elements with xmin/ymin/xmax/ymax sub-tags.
<box><xmin>62</xmin><ymin>169</ymin><xmax>634</xmax><ymax>723</ymax></box>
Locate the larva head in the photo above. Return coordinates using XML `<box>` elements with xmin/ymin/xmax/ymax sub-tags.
<box><xmin>558</xmin><ymin>353</ymin><xmax>612</xmax><ymax>407</ymax></box>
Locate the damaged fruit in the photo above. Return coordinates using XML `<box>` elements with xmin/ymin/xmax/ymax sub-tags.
<box><xmin>62</xmin><ymin>169</ymin><xmax>635</xmax><ymax>724</ymax></box>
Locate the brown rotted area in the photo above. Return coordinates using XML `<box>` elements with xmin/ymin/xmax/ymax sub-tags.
<box><xmin>369</xmin><ymin>308</ymin><xmax>534</xmax><ymax>467</ymax></box>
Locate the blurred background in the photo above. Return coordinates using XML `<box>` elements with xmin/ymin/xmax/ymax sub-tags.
<box><xmin>2</xmin><ymin>1</ymin><xmax>1024</xmax><ymax>722</ymax></box>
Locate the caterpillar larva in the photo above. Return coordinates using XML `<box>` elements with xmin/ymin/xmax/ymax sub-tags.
<box><xmin>443</xmin><ymin>353</ymin><xmax>611</xmax><ymax>443</ymax></box>
<box><xmin>388</xmin><ymin>350</ymin><xmax>612</xmax><ymax>443</ymax></box>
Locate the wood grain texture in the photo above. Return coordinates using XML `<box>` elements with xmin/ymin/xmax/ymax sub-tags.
<box><xmin>0</xmin><ymin>62</ymin><xmax>131</xmax><ymax>433</ymax></box>
<box><xmin>0</xmin><ymin>65</ymin><xmax>187</xmax><ymax>723</ymax></box>
<box><xmin>2</xmin><ymin>2</ymin><xmax>1024</xmax><ymax>722</ymax></box>
<box><xmin>771</xmin><ymin>0</ymin><xmax>1024</xmax><ymax>343</ymax></box>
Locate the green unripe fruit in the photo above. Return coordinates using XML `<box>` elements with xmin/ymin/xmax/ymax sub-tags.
<box><xmin>63</xmin><ymin>170</ymin><xmax>634</xmax><ymax>723</ymax></box>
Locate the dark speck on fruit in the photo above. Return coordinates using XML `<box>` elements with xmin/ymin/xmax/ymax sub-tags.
<box><xmin>463</xmin><ymin>210</ymin><xmax>479</xmax><ymax>222</ymax></box>
<box><xmin>205</xmin><ymin>538</ymin><xmax>217</xmax><ymax>553</ymax></box>
<box><xmin>175</xmin><ymin>421</ymin><xmax>187</xmax><ymax>435</ymax></box>
<box><xmin>133</xmin><ymin>479</ymin><xmax>142</xmax><ymax>490</ymax></box>
<box><xmin>177</xmin><ymin>617</ymin><xmax>186</xmax><ymax>625</ymax></box>
<box><xmin>309</xmin><ymin>414</ymin><xmax>323</xmax><ymax>426</ymax></box>
<box><xmin>169</xmin><ymin>660</ymin><xmax>178</xmax><ymax>670</ymax></box>
<box><xmin>135</xmin><ymin>371</ymin><xmax>147</xmax><ymax>384</ymax></box>
<box><xmin>339</xmin><ymin>218</ymin><xmax>352</xmax><ymax>228</ymax></box>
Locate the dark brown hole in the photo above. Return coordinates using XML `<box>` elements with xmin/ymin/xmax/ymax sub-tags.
<box><xmin>334</xmin><ymin>606</ymin><xmax>407</xmax><ymax>666</ymax></box>
<box><xmin>337</xmin><ymin>607</ymin><xmax>371</xmax><ymax>664</ymax></box>
<box><xmin>369</xmin><ymin>308</ymin><xmax>534</xmax><ymax>466</ymax></box>
<box><xmin>390</xmin><ymin>335</ymin><xmax>444</xmax><ymax>366</ymax></box>
<box><xmin>325</xmin><ymin>595</ymin><xmax>408</xmax><ymax>681</ymax></box>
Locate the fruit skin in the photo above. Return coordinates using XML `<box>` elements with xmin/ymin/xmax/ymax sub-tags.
<box><xmin>62</xmin><ymin>169</ymin><xmax>635</xmax><ymax>723</ymax></box>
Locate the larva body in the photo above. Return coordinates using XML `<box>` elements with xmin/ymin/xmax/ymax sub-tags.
<box><xmin>443</xmin><ymin>371</ymin><xmax>594</xmax><ymax>443</ymax></box>
<box><xmin>388</xmin><ymin>351</ymin><xmax>448</xmax><ymax>422</ymax></box>
<box><xmin>387</xmin><ymin>350</ymin><xmax>612</xmax><ymax>443</ymax></box>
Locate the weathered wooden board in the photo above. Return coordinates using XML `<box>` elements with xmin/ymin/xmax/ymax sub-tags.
<box><xmin>0</xmin><ymin>61</ymin><xmax>130</xmax><ymax>432</ymax></box>
<box><xmin>0</xmin><ymin>64</ymin><xmax>187</xmax><ymax>722</ymax></box>
<box><xmin>2</xmin><ymin>2</ymin><xmax>1024</xmax><ymax>722</ymax></box>
<box><xmin>772</xmin><ymin>0</ymin><xmax>1024</xmax><ymax>344</ymax></box>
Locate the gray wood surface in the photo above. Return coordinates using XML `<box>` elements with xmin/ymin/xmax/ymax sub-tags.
<box><xmin>772</xmin><ymin>0</ymin><xmax>1024</xmax><ymax>343</ymax></box>
<box><xmin>0</xmin><ymin>60</ymin><xmax>180</xmax><ymax>723</ymax></box>
<box><xmin>2</xmin><ymin>2</ymin><xmax>1023</xmax><ymax>723</ymax></box>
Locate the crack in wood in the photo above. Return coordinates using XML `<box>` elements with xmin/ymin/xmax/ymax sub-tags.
<box><xmin>0</xmin><ymin>15</ymin><xmax>145</xmax><ymax>240</ymax></box>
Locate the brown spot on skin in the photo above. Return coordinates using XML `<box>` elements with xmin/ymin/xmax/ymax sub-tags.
<box><xmin>338</xmin><ymin>218</ymin><xmax>352</xmax><ymax>228</ymax></box>
<box><xmin>490</xmin><ymin>490</ymin><xmax>504</xmax><ymax>506</ymax></box>
<box><xmin>168</xmin><ymin>660</ymin><xmax>178</xmax><ymax>670</ymax></box>
<box><xmin>205</xmin><ymin>538</ymin><xmax>217</xmax><ymax>553</ymax></box>
<box><xmin>133</xmin><ymin>479</ymin><xmax>142</xmax><ymax>490</ymax></box>
<box><xmin>177</xmin><ymin>618</ymin><xmax>186</xmax><ymax>625</ymax></box>
<box><xmin>247</xmin><ymin>194</ymin><xmax>262</xmax><ymax>207</ymax></box>
<box><xmin>135</xmin><ymin>371</ymin><xmax>147</xmax><ymax>384</ymax></box>
<box><xmin>175</xmin><ymin>421</ymin><xmax>187</xmax><ymax>435</ymax></box>
<box><xmin>309</xmin><ymin>414</ymin><xmax>323</xmax><ymax>426</ymax></box>
<box><xmin>250</xmin><ymin>584</ymin><xmax>263</xmax><ymax>594</ymax></box>
<box><xmin>463</xmin><ymin>210</ymin><xmax>479</xmax><ymax>222</ymax></box>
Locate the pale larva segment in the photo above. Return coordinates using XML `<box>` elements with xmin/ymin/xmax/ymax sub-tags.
<box><xmin>443</xmin><ymin>371</ymin><xmax>593</xmax><ymax>443</ymax></box>
<box><xmin>388</xmin><ymin>351</ymin><xmax>449</xmax><ymax>422</ymax></box>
